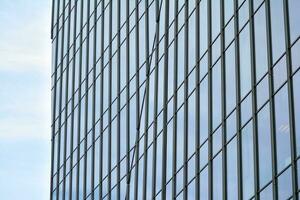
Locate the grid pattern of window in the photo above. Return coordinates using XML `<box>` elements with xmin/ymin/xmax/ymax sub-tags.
<box><xmin>50</xmin><ymin>0</ymin><xmax>300</xmax><ymax>199</ymax></box>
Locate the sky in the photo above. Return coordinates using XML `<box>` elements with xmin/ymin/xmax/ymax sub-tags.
<box><xmin>0</xmin><ymin>0</ymin><xmax>52</xmax><ymax>199</ymax></box>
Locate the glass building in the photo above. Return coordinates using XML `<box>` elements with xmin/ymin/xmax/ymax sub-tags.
<box><xmin>50</xmin><ymin>0</ymin><xmax>300</xmax><ymax>199</ymax></box>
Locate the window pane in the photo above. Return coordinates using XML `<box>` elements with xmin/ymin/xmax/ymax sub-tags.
<box><xmin>227</xmin><ymin>137</ymin><xmax>238</xmax><ymax>200</ymax></box>
<box><xmin>254</xmin><ymin>4</ymin><xmax>268</xmax><ymax>81</ymax></box>
<box><xmin>259</xmin><ymin>184</ymin><xmax>273</xmax><ymax>200</ymax></box>
<box><xmin>242</xmin><ymin>121</ymin><xmax>254</xmax><ymax>199</ymax></box>
<box><xmin>256</xmin><ymin>76</ymin><xmax>269</xmax><ymax>110</ymax></box>
<box><xmin>226</xmin><ymin>111</ymin><xmax>236</xmax><ymax>142</ymax></box>
<box><xmin>288</xmin><ymin>0</ymin><xmax>300</xmax><ymax>43</ymax></box>
<box><xmin>275</xmin><ymin>85</ymin><xmax>291</xmax><ymax>172</ymax></box>
<box><xmin>239</xmin><ymin>25</ymin><xmax>251</xmax><ymax>98</ymax></box>
<box><xmin>270</xmin><ymin>0</ymin><xmax>285</xmax><ymax>62</ymax></box>
<box><xmin>273</xmin><ymin>56</ymin><xmax>287</xmax><ymax>92</ymax></box>
<box><xmin>293</xmin><ymin>71</ymin><xmax>300</xmax><ymax>156</ymax></box>
<box><xmin>225</xmin><ymin>43</ymin><xmax>236</xmax><ymax>114</ymax></box>
<box><xmin>258</xmin><ymin>104</ymin><xmax>272</xmax><ymax>188</ymax></box>
<box><xmin>291</xmin><ymin>40</ymin><xmax>300</xmax><ymax>73</ymax></box>
<box><xmin>200</xmin><ymin>167</ymin><xmax>208</xmax><ymax>199</ymax></box>
<box><xmin>212</xmin><ymin>61</ymin><xmax>222</xmax><ymax>130</ymax></box>
<box><xmin>213</xmin><ymin>154</ymin><xmax>222</xmax><ymax>200</ymax></box>
<box><xmin>278</xmin><ymin>167</ymin><xmax>293</xmax><ymax>199</ymax></box>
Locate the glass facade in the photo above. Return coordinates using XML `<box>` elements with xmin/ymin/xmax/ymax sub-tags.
<box><xmin>50</xmin><ymin>0</ymin><xmax>300</xmax><ymax>199</ymax></box>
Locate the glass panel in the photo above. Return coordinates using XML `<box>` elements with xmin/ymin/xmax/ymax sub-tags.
<box><xmin>213</xmin><ymin>154</ymin><xmax>222</xmax><ymax>200</ymax></box>
<box><xmin>226</xmin><ymin>111</ymin><xmax>236</xmax><ymax>142</ymax></box>
<box><xmin>288</xmin><ymin>0</ymin><xmax>300</xmax><ymax>43</ymax></box>
<box><xmin>227</xmin><ymin>137</ymin><xmax>238</xmax><ymax>200</ymax></box>
<box><xmin>254</xmin><ymin>4</ymin><xmax>268</xmax><ymax>81</ymax></box>
<box><xmin>256</xmin><ymin>75</ymin><xmax>269</xmax><ymax>109</ymax></box>
<box><xmin>278</xmin><ymin>167</ymin><xmax>293</xmax><ymax>199</ymax></box>
<box><xmin>225</xmin><ymin>43</ymin><xmax>236</xmax><ymax>115</ymax></box>
<box><xmin>200</xmin><ymin>77</ymin><xmax>208</xmax><ymax>143</ymax></box>
<box><xmin>291</xmin><ymin>40</ymin><xmax>300</xmax><ymax>73</ymax></box>
<box><xmin>259</xmin><ymin>184</ymin><xmax>273</xmax><ymax>200</ymax></box>
<box><xmin>212</xmin><ymin>61</ymin><xmax>222</xmax><ymax>130</ymax></box>
<box><xmin>293</xmin><ymin>71</ymin><xmax>300</xmax><ymax>156</ymax></box>
<box><xmin>257</xmin><ymin>104</ymin><xmax>272</xmax><ymax>188</ymax></box>
<box><xmin>200</xmin><ymin>167</ymin><xmax>208</xmax><ymax>199</ymax></box>
<box><xmin>239</xmin><ymin>25</ymin><xmax>252</xmax><ymax>99</ymax></box>
<box><xmin>241</xmin><ymin>94</ymin><xmax>252</xmax><ymax>126</ymax></box>
<box><xmin>275</xmin><ymin>85</ymin><xmax>291</xmax><ymax>172</ymax></box>
<box><xmin>273</xmin><ymin>56</ymin><xmax>287</xmax><ymax>92</ymax></box>
<box><xmin>242</xmin><ymin>121</ymin><xmax>254</xmax><ymax>199</ymax></box>
<box><xmin>270</xmin><ymin>0</ymin><xmax>285</xmax><ymax>62</ymax></box>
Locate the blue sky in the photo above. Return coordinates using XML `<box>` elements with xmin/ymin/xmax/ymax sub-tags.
<box><xmin>0</xmin><ymin>0</ymin><xmax>51</xmax><ymax>199</ymax></box>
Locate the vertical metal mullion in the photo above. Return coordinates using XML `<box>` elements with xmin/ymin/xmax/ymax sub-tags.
<box><xmin>51</xmin><ymin>0</ymin><xmax>55</xmax><ymax>39</ymax></box>
<box><xmin>69</xmin><ymin>1</ymin><xmax>78</xmax><ymax>199</ymax></box>
<box><xmin>151</xmin><ymin>0</ymin><xmax>160</xmax><ymax>198</ymax></box>
<box><xmin>172</xmin><ymin>1</ymin><xmax>178</xmax><ymax>199</ymax></box>
<box><xmin>125</xmin><ymin>0</ymin><xmax>131</xmax><ymax>198</ymax></box>
<box><xmin>91</xmin><ymin>0</ymin><xmax>98</xmax><ymax>199</ymax></box>
<box><xmin>220</xmin><ymin>0</ymin><xmax>227</xmax><ymax>199</ymax></box>
<box><xmin>99</xmin><ymin>0</ymin><xmax>105</xmax><ymax>199</ymax></box>
<box><xmin>265</xmin><ymin>0</ymin><xmax>278</xmax><ymax>199</ymax></box>
<box><xmin>116</xmin><ymin>0</ymin><xmax>121</xmax><ymax>199</ymax></box>
<box><xmin>183</xmin><ymin>0</ymin><xmax>189</xmax><ymax>199</ymax></box>
<box><xmin>195</xmin><ymin>0</ymin><xmax>200</xmax><ymax>199</ymax></box>
<box><xmin>83</xmin><ymin>0</ymin><xmax>90</xmax><ymax>198</ymax></box>
<box><xmin>50</xmin><ymin>0</ymin><xmax>61</xmax><ymax>198</ymax></box>
<box><xmin>107</xmin><ymin>0</ymin><xmax>113</xmax><ymax>198</ymax></box>
<box><xmin>161</xmin><ymin>0</ymin><xmax>169</xmax><ymax>199</ymax></box>
<box><xmin>142</xmin><ymin>0</ymin><xmax>150</xmax><ymax>198</ymax></box>
<box><xmin>76</xmin><ymin>1</ymin><xmax>84</xmax><ymax>199</ymax></box>
<box><xmin>248</xmin><ymin>0</ymin><xmax>260</xmax><ymax>198</ymax></box>
<box><xmin>57</xmin><ymin>0</ymin><xmax>66</xmax><ymax>199</ymax></box>
<box><xmin>133</xmin><ymin>0</ymin><xmax>141</xmax><ymax>198</ymax></box>
<box><xmin>207</xmin><ymin>0</ymin><xmax>213</xmax><ymax>199</ymax></box>
<box><xmin>283</xmin><ymin>0</ymin><xmax>298</xmax><ymax>198</ymax></box>
<box><xmin>62</xmin><ymin>1</ymin><xmax>72</xmax><ymax>199</ymax></box>
<box><xmin>233</xmin><ymin>0</ymin><xmax>242</xmax><ymax>199</ymax></box>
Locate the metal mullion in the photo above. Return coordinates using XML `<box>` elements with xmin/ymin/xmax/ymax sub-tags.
<box><xmin>50</xmin><ymin>0</ymin><xmax>61</xmax><ymax>198</ymax></box>
<box><xmin>233</xmin><ymin>0</ymin><xmax>242</xmax><ymax>199</ymax></box>
<box><xmin>125</xmin><ymin>0</ymin><xmax>131</xmax><ymax>198</ymax></box>
<box><xmin>195</xmin><ymin>0</ymin><xmax>200</xmax><ymax>199</ymax></box>
<box><xmin>207</xmin><ymin>0</ymin><xmax>213</xmax><ymax>199</ymax></box>
<box><xmin>282</xmin><ymin>0</ymin><xmax>298</xmax><ymax>198</ymax></box>
<box><xmin>248</xmin><ymin>0</ymin><xmax>260</xmax><ymax>198</ymax></box>
<box><xmin>151</xmin><ymin>0</ymin><xmax>160</xmax><ymax>198</ymax></box>
<box><xmin>51</xmin><ymin>0</ymin><xmax>55</xmax><ymax>39</ymax></box>
<box><xmin>57</xmin><ymin>0</ymin><xmax>66</xmax><ymax>199</ymax></box>
<box><xmin>98</xmin><ymin>0</ymin><xmax>105</xmax><ymax>199</ymax></box>
<box><xmin>75</xmin><ymin>1</ymin><xmax>84</xmax><ymax>200</ymax></box>
<box><xmin>116</xmin><ymin>0</ymin><xmax>121</xmax><ymax>199</ymax></box>
<box><xmin>220</xmin><ymin>0</ymin><xmax>227</xmax><ymax>199</ymax></box>
<box><xmin>68</xmin><ymin>0</ymin><xmax>78</xmax><ymax>199</ymax></box>
<box><xmin>161</xmin><ymin>0</ymin><xmax>169</xmax><ymax>199</ymax></box>
<box><xmin>62</xmin><ymin>1</ymin><xmax>72</xmax><ymax>199</ymax></box>
<box><xmin>83</xmin><ymin>0</ymin><xmax>91</xmax><ymax>198</ymax></box>
<box><xmin>265</xmin><ymin>0</ymin><xmax>278</xmax><ymax>199</ymax></box>
<box><xmin>183</xmin><ymin>0</ymin><xmax>189</xmax><ymax>199</ymax></box>
<box><xmin>90</xmin><ymin>0</ymin><xmax>97</xmax><ymax>199</ymax></box>
<box><xmin>107</xmin><ymin>0</ymin><xmax>113</xmax><ymax>198</ymax></box>
<box><xmin>133</xmin><ymin>0</ymin><xmax>141</xmax><ymax>197</ymax></box>
<box><xmin>172</xmin><ymin>1</ymin><xmax>178</xmax><ymax>199</ymax></box>
<box><xmin>142</xmin><ymin>0</ymin><xmax>150</xmax><ymax>198</ymax></box>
